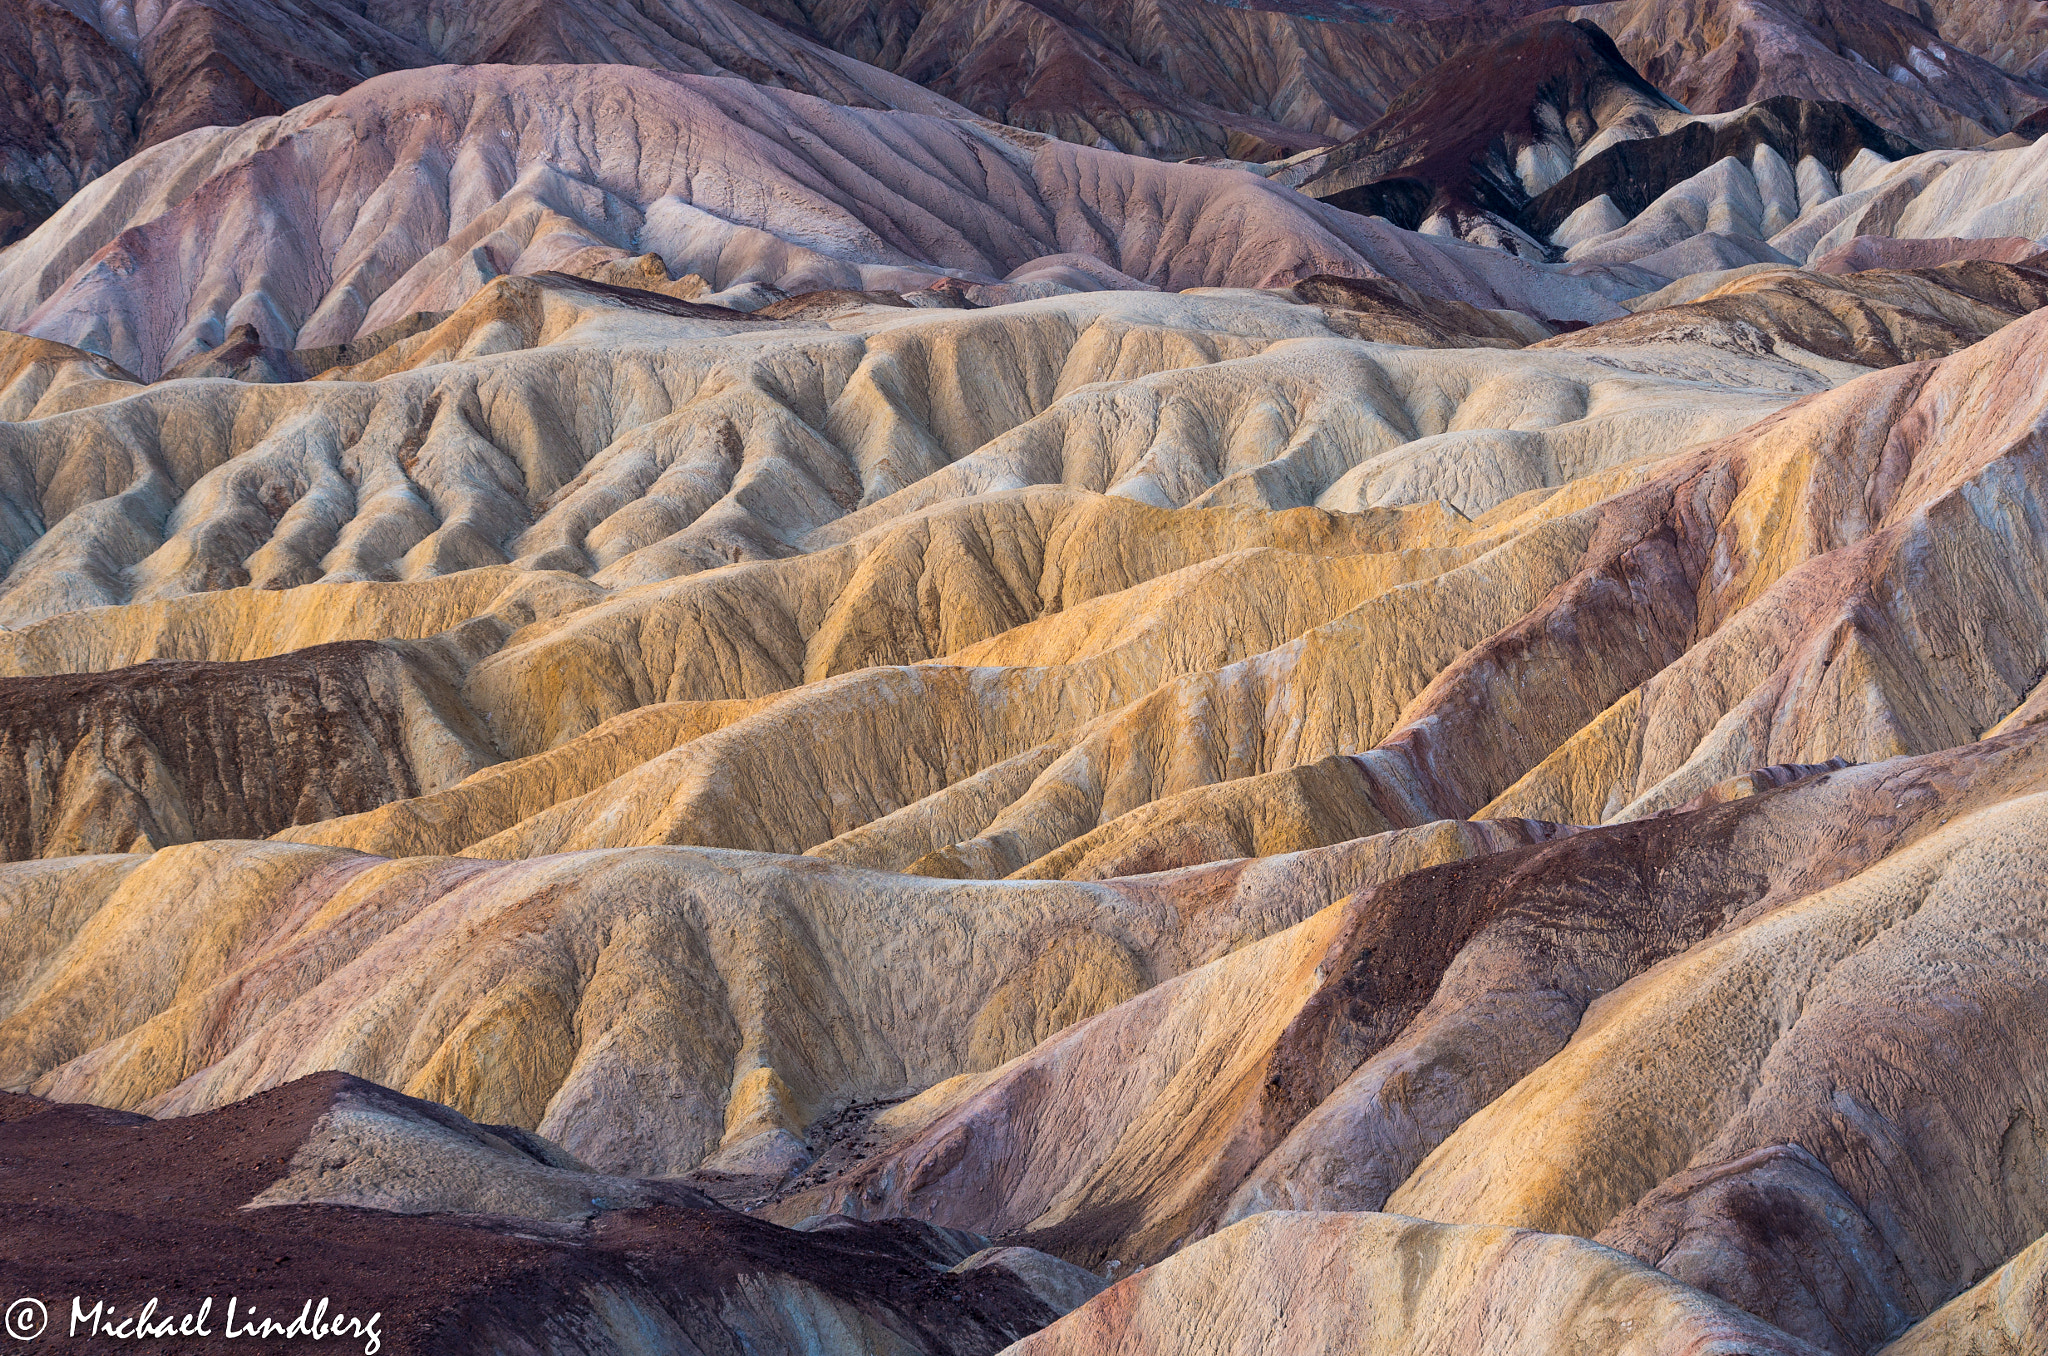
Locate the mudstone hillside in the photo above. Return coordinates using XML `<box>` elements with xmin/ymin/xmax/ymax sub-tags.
<box><xmin>5</xmin><ymin>0</ymin><xmax>2048</xmax><ymax>1352</ymax></box>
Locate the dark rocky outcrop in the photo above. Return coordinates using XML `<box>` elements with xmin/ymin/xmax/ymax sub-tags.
<box><xmin>1582</xmin><ymin>0</ymin><xmax>2047</xmax><ymax>148</ymax></box>
<box><xmin>1301</xmin><ymin>19</ymin><xmax>1682</xmax><ymax>237</ymax></box>
<box><xmin>0</xmin><ymin>0</ymin><xmax>146</xmax><ymax>245</ymax></box>
<box><xmin>533</xmin><ymin>271</ymin><xmax>773</xmax><ymax>321</ymax></box>
<box><xmin>1522</xmin><ymin>95</ymin><xmax>1921</xmax><ymax>241</ymax></box>
<box><xmin>133</xmin><ymin>0</ymin><xmax>426</xmax><ymax>151</ymax></box>
<box><xmin>159</xmin><ymin>322</ymin><xmax>311</xmax><ymax>383</ymax></box>
<box><xmin>0</xmin><ymin>1072</ymin><xmax>1089</xmax><ymax>1355</ymax></box>
<box><xmin>757</xmin><ymin>288</ymin><xmax>917</xmax><ymax>321</ymax></box>
<box><xmin>746</xmin><ymin>0</ymin><xmax>1569</xmax><ymax>161</ymax></box>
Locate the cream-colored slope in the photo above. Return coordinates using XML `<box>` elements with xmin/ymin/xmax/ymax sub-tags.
<box><xmin>0</xmin><ymin>843</ymin><xmax>1181</xmax><ymax>1174</ymax></box>
<box><xmin>366</xmin><ymin>504</ymin><xmax>1472</xmax><ymax>861</ymax></box>
<box><xmin>935</xmin><ymin>543</ymin><xmax>1451</xmax><ymax>680</ymax></box>
<box><xmin>3</xmin><ymin>278</ymin><xmax>1798</xmax><ymax>871</ymax></box>
<box><xmin>243</xmin><ymin>1073</ymin><xmax>709</xmax><ymax>1224</ymax></box>
<box><xmin>793</xmin><ymin>741</ymin><xmax>2003</xmax><ymax>1267</ymax></box>
<box><xmin>461</xmin><ymin>663</ymin><xmax>1124</xmax><ymax>859</ymax></box>
<box><xmin>0</xmin><ymin>332</ymin><xmax>140</xmax><ymax>423</ymax></box>
<box><xmin>918</xmin><ymin>508</ymin><xmax>1605</xmax><ymax>879</ymax></box>
<box><xmin>454</xmin><ymin>295</ymin><xmax>1798</xmax><ymax>751</ymax></box>
<box><xmin>808</xmin><ymin>740</ymin><xmax>1085</xmax><ymax>876</ymax></box>
<box><xmin>460</xmin><ymin>484</ymin><xmax>1454</xmax><ymax>758</ymax></box>
<box><xmin>1388</xmin><ymin>786</ymin><xmax>2048</xmax><ymax>1341</ymax></box>
<box><xmin>1002</xmin><ymin>1211</ymin><xmax>1821</xmax><ymax>1356</ymax></box>
<box><xmin>0</xmin><ymin>821</ymin><xmax>1489</xmax><ymax>1179</ymax></box>
<box><xmin>0</xmin><ymin>283</ymin><xmax>1746</xmax><ymax>634</ymax></box>
<box><xmin>455</xmin><ymin>344</ymin><xmax>1758</xmax><ymax>870</ymax></box>
<box><xmin>13</xmin><ymin>281</ymin><xmax>2035</xmax><ymax>886</ymax></box>
<box><xmin>309</xmin><ymin>271</ymin><xmax>776</xmax><ymax>386</ymax></box>
<box><xmin>0</xmin><ymin>296</ymin><xmax>827</xmax><ymax>627</ymax></box>
<box><xmin>457</xmin><ymin>497</ymin><xmax>1595</xmax><ymax>867</ymax></box>
<box><xmin>1771</xmin><ymin>136</ymin><xmax>2048</xmax><ymax>263</ymax></box>
<box><xmin>1236</xmin><ymin>732</ymin><xmax>2048</xmax><ymax>1247</ymax></box>
<box><xmin>473</xmin><ymin>481</ymin><xmax>1513</xmax><ymax>747</ymax></box>
<box><xmin>15</xmin><ymin>721</ymin><xmax>2043</xmax><ymax>1352</ymax></box>
<box><xmin>815</xmin><ymin>330</ymin><xmax>1803</xmax><ymax>537</ymax></box>
<box><xmin>1561</xmin><ymin>150</ymin><xmax>1843</xmax><ymax>269</ymax></box>
<box><xmin>1555</xmin><ymin>123</ymin><xmax>2048</xmax><ymax>287</ymax></box>
<box><xmin>789</xmin><ymin>882</ymin><xmax>1355</xmax><ymax>1247</ymax></box>
<box><xmin>0</xmin><ymin>567</ymin><xmax>598</xmax><ymax>678</ymax></box>
<box><xmin>248</xmin><ymin>300</ymin><xmax>2048</xmax><ymax>879</ymax></box>
<box><xmin>1487</xmin><ymin>302</ymin><xmax>2048</xmax><ymax>825</ymax></box>
<box><xmin>1089</xmin><ymin>818</ymin><xmax>1574</xmax><ymax>969</ymax></box>
<box><xmin>0</xmin><ymin>285</ymin><xmax>1268</xmax><ymax>629</ymax></box>
<box><xmin>275</xmin><ymin>698</ymin><xmax>772</xmax><ymax>859</ymax></box>
<box><xmin>1879</xmin><ymin>1230</ymin><xmax>2048</xmax><ymax>1356</ymax></box>
<box><xmin>1010</xmin><ymin>755</ymin><xmax>1448</xmax><ymax>881</ymax></box>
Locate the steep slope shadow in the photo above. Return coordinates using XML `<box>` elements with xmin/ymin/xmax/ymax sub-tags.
<box><xmin>1294</xmin><ymin>18</ymin><xmax>1689</xmax><ymax>256</ymax></box>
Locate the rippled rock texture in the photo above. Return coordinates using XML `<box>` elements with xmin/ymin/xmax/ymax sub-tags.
<box><xmin>5</xmin><ymin>5</ymin><xmax>2048</xmax><ymax>1354</ymax></box>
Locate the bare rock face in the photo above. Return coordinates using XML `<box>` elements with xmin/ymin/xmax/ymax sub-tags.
<box><xmin>0</xmin><ymin>642</ymin><xmax>494</xmax><ymax>859</ymax></box>
<box><xmin>1288</xmin><ymin>272</ymin><xmax>1557</xmax><ymax>344</ymax></box>
<box><xmin>1571</xmin><ymin>0</ymin><xmax>2048</xmax><ymax>148</ymax></box>
<box><xmin>740</xmin><ymin>0</ymin><xmax>1567</xmax><ymax>162</ymax></box>
<box><xmin>1297</xmin><ymin>18</ymin><xmax>1690</xmax><ymax>254</ymax></box>
<box><xmin>1002</xmin><ymin>1211</ymin><xmax>1825</xmax><ymax>1356</ymax></box>
<box><xmin>7</xmin><ymin>8</ymin><xmax>2048</xmax><ymax>1354</ymax></box>
<box><xmin>1598</xmin><ymin>1143</ymin><xmax>1920</xmax><ymax>1353</ymax></box>
<box><xmin>751</xmin><ymin>0</ymin><xmax>2046</xmax><ymax>160</ymax></box>
<box><xmin>3</xmin><ymin>0</ymin><xmax>2040</xmax><ymax>253</ymax></box>
<box><xmin>130</xmin><ymin>0</ymin><xmax>426</xmax><ymax>151</ymax></box>
<box><xmin>0</xmin><ymin>0</ymin><xmax>146</xmax><ymax>245</ymax></box>
<box><xmin>0</xmin><ymin>0</ymin><xmax>964</xmax><ymax>235</ymax></box>
<box><xmin>291</xmin><ymin>311</ymin><xmax>449</xmax><ymax>377</ymax></box>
